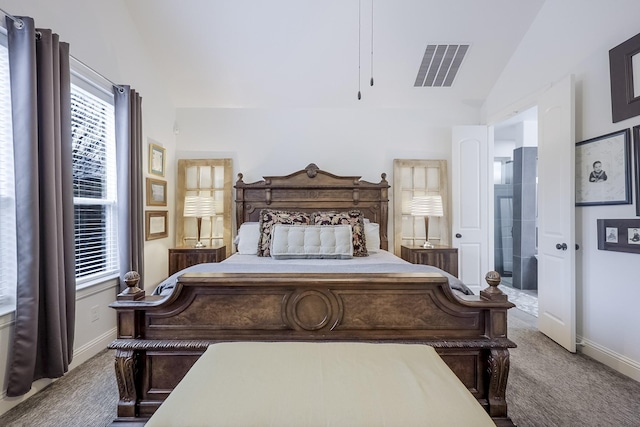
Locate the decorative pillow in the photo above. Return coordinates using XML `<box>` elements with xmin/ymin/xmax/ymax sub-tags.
<box><xmin>258</xmin><ymin>209</ymin><xmax>311</xmax><ymax>257</ymax></box>
<box><xmin>364</xmin><ymin>222</ymin><xmax>381</xmax><ymax>252</ymax></box>
<box><xmin>236</xmin><ymin>222</ymin><xmax>260</xmax><ymax>255</ymax></box>
<box><xmin>312</xmin><ymin>210</ymin><xmax>368</xmax><ymax>257</ymax></box>
<box><xmin>270</xmin><ymin>224</ymin><xmax>353</xmax><ymax>259</ymax></box>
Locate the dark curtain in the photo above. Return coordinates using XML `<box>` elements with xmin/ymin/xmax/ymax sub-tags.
<box><xmin>5</xmin><ymin>16</ymin><xmax>76</xmax><ymax>397</ymax></box>
<box><xmin>115</xmin><ymin>86</ymin><xmax>144</xmax><ymax>290</ymax></box>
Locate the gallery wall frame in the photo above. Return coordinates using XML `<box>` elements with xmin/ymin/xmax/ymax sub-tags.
<box><xmin>146</xmin><ymin>177</ymin><xmax>167</xmax><ymax>207</ymax></box>
<box><xmin>597</xmin><ymin>218</ymin><xmax>640</xmax><ymax>254</ymax></box>
<box><xmin>633</xmin><ymin>125</ymin><xmax>640</xmax><ymax>216</ymax></box>
<box><xmin>149</xmin><ymin>141</ymin><xmax>166</xmax><ymax>177</ymax></box>
<box><xmin>575</xmin><ymin>129</ymin><xmax>631</xmax><ymax>206</ymax></box>
<box><xmin>145</xmin><ymin>210</ymin><xmax>168</xmax><ymax>241</ymax></box>
<box><xmin>609</xmin><ymin>31</ymin><xmax>640</xmax><ymax>123</ymax></box>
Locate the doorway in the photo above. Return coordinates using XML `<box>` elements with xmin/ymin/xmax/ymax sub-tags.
<box><xmin>492</xmin><ymin>107</ymin><xmax>539</xmax><ymax>316</ymax></box>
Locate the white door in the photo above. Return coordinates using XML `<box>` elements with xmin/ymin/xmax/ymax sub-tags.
<box><xmin>452</xmin><ymin>126</ymin><xmax>491</xmax><ymax>290</ymax></box>
<box><xmin>537</xmin><ymin>75</ymin><xmax>576</xmax><ymax>352</ymax></box>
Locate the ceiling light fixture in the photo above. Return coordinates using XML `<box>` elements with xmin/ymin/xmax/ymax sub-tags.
<box><xmin>357</xmin><ymin>0</ymin><xmax>374</xmax><ymax>100</ymax></box>
<box><xmin>370</xmin><ymin>0</ymin><xmax>374</xmax><ymax>87</ymax></box>
<box><xmin>357</xmin><ymin>0</ymin><xmax>362</xmax><ymax>100</ymax></box>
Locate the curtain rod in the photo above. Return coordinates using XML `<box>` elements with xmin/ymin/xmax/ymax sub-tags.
<box><xmin>0</xmin><ymin>7</ymin><xmax>125</xmax><ymax>93</ymax></box>
<box><xmin>71</xmin><ymin>56</ymin><xmax>126</xmax><ymax>94</ymax></box>
<box><xmin>1</xmin><ymin>7</ymin><xmax>24</xmax><ymax>29</ymax></box>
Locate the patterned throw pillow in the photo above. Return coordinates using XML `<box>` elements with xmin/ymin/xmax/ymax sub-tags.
<box><xmin>257</xmin><ymin>209</ymin><xmax>311</xmax><ymax>257</ymax></box>
<box><xmin>312</xmin><ymin>210</ymin><xmax>368</xmax><ymax>257</ymax></box>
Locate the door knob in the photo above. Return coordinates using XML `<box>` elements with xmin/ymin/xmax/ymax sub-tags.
<box><xmin>455</xmin><ymin>233</ymin><xmax>462</xmax><ymax>238</ymax></box>
<box><xmin>556</xmin><ymin>243</ymin><xmax>568</xmax><ymax>251</ymax></box>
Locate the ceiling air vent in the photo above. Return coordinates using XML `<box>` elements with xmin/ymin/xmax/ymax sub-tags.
<box><xmin>414</xmin><ymin>44</ymin><xmax>469</xmax><ymax>87</ymax></box>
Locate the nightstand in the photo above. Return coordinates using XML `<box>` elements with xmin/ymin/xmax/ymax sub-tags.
<box><xmin>168</xmin><ymin>246</ymin><xmax>226</xmax><ymax>276</ymax></box>
<box><xmin>400</xmin><ymin>245</ymin><xmax>459</xmax><ymax>278</ymax></box>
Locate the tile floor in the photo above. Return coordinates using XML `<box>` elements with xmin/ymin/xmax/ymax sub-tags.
<box><xmin>499</xmin><ymin>276</ymin><xmax>538</xmax><ymax>317</ymax></box>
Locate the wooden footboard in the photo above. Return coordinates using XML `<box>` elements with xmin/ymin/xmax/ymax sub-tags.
<box><xmin>108</xmin><ymin>270</ymin><xmax>515</xmax><ymax>426</ymax></box>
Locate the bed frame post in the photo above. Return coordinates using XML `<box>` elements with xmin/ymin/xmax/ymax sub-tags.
<box><xmin>110</xmin><ymin>271</ymin><xmax>146</xmax><ymax>422</ymax></box>
<box><xmin>479</xmin><ymin>271</ymin><xmax>513</xmax><ymax>421</ymax></box>
<box><xmin>488</xmin><ymin>348</ymin><xmax>510</xmax><ymax>418</ymax></box>
<box><xmin>114</xmin><ymin>349</ymin><xmax>141</xmax><ymax>418</ymax></box>
<box><xmin>235</xmin><ymin>173</ymin><xmax>245</xmax><ymax>229</ymax></box>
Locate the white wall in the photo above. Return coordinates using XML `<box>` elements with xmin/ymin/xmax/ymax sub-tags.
<box><xmin>0</xmin><ymin>0</ymin><xmax>177</xmax><ymax>415</ymax></box>
<box><xmin>485</xmin><ymin>0</ymin><xmax>640</xmax><ymax>380</ymax></box>
<box><xmin>175</xmin><ymin>106</ymin><xmax>480</xmax><ymax>250</ymax></box>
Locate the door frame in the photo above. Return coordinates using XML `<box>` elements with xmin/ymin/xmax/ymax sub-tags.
<box><xmin>486</xmin><ymin>78</ymin><xmax>576</xmax><ymax>352</ymax></box>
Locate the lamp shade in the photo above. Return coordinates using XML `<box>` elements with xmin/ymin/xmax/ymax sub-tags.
<box><xmin>410</xmin><ymin>195</ymin><xmax>443</xmax><ymax>217</ymax></box>
<box><xmin>183</xmin><ymin>196</ymin><xmax>216</xmax><ymax>218</ymax></box>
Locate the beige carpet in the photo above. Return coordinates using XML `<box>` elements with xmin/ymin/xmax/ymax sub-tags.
<box><xmin>0</xmin><ymin>349</ymin><xmax>117</xmax><ymax>427</ymax></box>
<box><xmin>1</xmin><ymin>309</ymin><xmax>639</xmax><ymax>426</ymax></box>
<box><xmin>507</xmin><ymin>309</ymin><xmax>640</xmax><ymax>427</ymax></box>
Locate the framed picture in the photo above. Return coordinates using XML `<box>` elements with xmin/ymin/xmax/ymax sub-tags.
<box><xmin>605</xmin><ymin>226</ymin><xmax>618</xmax><ymax>243</ymax></box>
<box><xmin>597</xmin><ymin>219</ymin><xmax>640</xmax><ymax>254</ymax></box>
<box><xmin>575</xmin><ymin>129</ymin><xmax>631</xmax><ymax>206</ymax></box>
<box><xmin>633</xmin><ymin>125</ymin><xmax>640</xmax><ymax>216</ymax></box>
<box><xmin>146</xmin><ymin>178</ymin><xmax>167</xmax><ymax>206</ymax></box>
<box><xmin>145</xmin><ymin>210</ymin><xmax>168</xmax><ymax>241</ymax></box>
<box><xmin>609</xmin><ymin>32</ymin><xmax>640</xmax><ymax>123</ymax></box>
<box><xmin>149</xmin><ymin>141</ymin><xmax>166</xmax><ymax>177</ymax></box>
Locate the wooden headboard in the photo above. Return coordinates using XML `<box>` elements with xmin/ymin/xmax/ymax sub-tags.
<box><xmin>234</xmin><ymin>163</ymin><xmax>390</xmax><ymax>250</ymax></box>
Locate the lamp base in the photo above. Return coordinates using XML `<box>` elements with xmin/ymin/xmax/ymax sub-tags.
<box><xmin>194</xmin><ymin>241</ymin><xmax>205</xmax><ymax>248</ymax></box>
<box><xmin>422</xmin><ymin>241</ymin><xmax>434</xmax><ymax>249</ymax></box>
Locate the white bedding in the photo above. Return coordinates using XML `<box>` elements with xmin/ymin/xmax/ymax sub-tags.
<box><xmin>153</xmin><ymin>250</ymin><xmax>472</xmax><ymax>296</ymax></box>
<box><xmin>145</xmin><ymin>342</ymin><xmax>496</xmax><ymax>427</ymax></box>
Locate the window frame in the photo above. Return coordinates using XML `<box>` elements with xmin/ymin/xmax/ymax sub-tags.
<box><xmin>70</xmin><ymin>67</ymin><xmax>120</xmax><ymax>288</ymax></box>
<box><xmin>176</xmin><ymin>158</ymin><xmax>233</xmax><ymax>257</ymax></box>
<box><xmin>393</xmin><ymin>159</ymin><xmax>450</xmax><ymax>255</ymax></box>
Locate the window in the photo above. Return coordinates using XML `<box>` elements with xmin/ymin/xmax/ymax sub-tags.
<box><xmin>0</xmin><ymin>31</ymin><xmax>16</xmax><ymax>314</ymax></box>
<box><xmin>70</xmin><ymin>75</ymin><xmax>119</xmax><ymax>285</ymax></box>
<box><xmin>393</xmin><ymin>159</ymin><xmax>450</xmax><ymax>254</ymax></box>
<box><xmin>176</xmin><ymin>159</ymin><xmax>233</xmax><ymax>257</ymax></box>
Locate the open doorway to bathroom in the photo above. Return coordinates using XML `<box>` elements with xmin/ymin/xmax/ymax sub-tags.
<box><xmin>493</xmin><ymin>107</ymin><xmax>539</xmax><ymax>317</ymax></box>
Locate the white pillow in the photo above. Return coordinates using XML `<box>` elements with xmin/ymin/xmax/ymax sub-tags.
<box><xmin>236</xmin><ymin>222</ymin><xmax>260</xmax><ymax>255</ymax></box>
<box><xmin>364</xmin><ymin>222</ymin><xmax>381</xmax><ymax>252</ymax></box>
<box><xmin>270</xmin><ymin>224</ymin><xmax>353</xmax><ymax>259</ymax></box>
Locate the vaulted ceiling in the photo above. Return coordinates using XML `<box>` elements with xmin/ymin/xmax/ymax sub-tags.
<box><xmin>123</xmin><ymin>0</ymin><xmax>545</xmax><ymax>110</ymax></box>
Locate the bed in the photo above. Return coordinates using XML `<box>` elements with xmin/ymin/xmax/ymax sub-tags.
<box><xmin>108</xmin><ymin>163</ymin><xmax>516</xmax><ymax>426</ymax></box>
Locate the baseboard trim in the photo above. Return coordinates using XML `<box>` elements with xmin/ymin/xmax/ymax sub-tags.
<box><xmin>578</xmin><ymin>335</ymin><xmax>640</xmax><ymax>382</ymax></box>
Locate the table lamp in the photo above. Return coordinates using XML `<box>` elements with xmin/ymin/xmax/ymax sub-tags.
<box><xmin>183</xmin><ymin>195</ymin><xmax>216</xmax><ymax>248</ymax></box>
<box><xmin>411</xmin><ymin>195</ymin><xmax>444</xmax><ymax>248</ymax></box>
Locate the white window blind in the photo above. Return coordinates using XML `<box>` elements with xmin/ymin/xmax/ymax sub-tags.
<box><xmin>71</xmin><ymin>82</ymin><xmax>119</xmax><ymax>284</ymax></box>
<box><xmin>0</xmin><ymin>33</ymin><xmax>17</xmax><ymax>314</ymax></box>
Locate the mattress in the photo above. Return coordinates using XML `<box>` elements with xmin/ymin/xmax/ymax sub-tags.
<box><xmin>153</xmin><ymin>250</ymin><xmax>472</xmax><ymax>296</ymax></box>
<box><xmin>145</xmin><ymin>342</ymin><xmax>496</xmax><ymax>427</ymax></box>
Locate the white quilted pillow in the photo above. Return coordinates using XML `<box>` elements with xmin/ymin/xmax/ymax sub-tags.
<box><xmin>270</xmin><ymin>224</ymin><xmax>353</xmax><ymax>259</ymax></box>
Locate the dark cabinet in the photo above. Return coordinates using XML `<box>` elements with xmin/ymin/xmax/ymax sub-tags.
<box><xmin>168</xmin><ymin>246</ymin><xmax>226</xmax><ymax>276</ymax></box>
<box><xmin>400</xmin><ymin>245</ymin><xmax>459</xmax><ymax>278</ymax></box>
